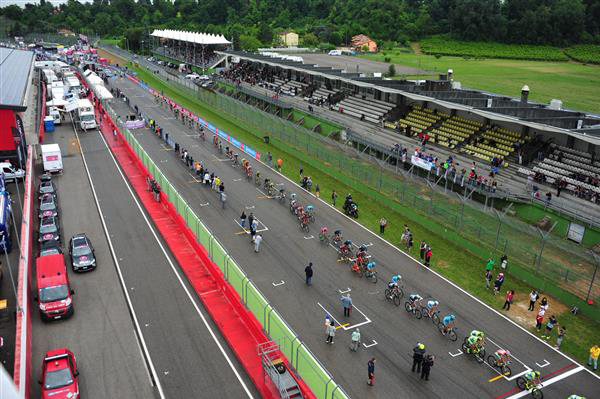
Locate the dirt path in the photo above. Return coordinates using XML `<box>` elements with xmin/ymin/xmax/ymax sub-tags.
<box><xmin>411</xmin><ymin>42</ymin><xmax>422</xmax><ymax>55</ymax></box>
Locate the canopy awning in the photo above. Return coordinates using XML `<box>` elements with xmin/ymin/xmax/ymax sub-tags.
<box><xmin>151</xmin><ymin>29</ymin><xmax>231</xmax><ymax>45</ymax></box>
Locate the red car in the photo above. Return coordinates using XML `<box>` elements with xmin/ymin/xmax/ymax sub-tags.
<box><xmin>39</xmin><ymin>348</ymin><xmax>79</xmax><ymax>399</ymax></box>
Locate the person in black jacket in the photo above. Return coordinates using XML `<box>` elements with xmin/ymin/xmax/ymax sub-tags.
<box><xmin>412</xmin><ymin>343</ymin><xmax>426</xmax><ymax>373</ymax></box>
<box><xmin>305</xmin><ymin>263</ymin><xmax>313</xmax><ymax>286</ymax></box>
<box><xmin>421</xmin><ymin>355</ymin><xmax>434</xmax><ymax>380</ymax></box>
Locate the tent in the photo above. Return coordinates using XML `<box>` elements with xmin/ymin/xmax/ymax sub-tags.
<box><xmin>87</xmin><ymin>74</ymin><xmax>103</xmax><ymax>85</ymax></box>
<box><xmin>46</xmin><ymin>99</ymin><xmax>68</xmax><ymax>107</ymax></box>
<box><xmin>92</xmin><ymin>84</ymin><xmax>113</xmax><ymax>100</ymax></box>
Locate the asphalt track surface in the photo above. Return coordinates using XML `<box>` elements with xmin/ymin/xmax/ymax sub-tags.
<box><xmin>111</xmin><ymin>75</ymin><xmax>600</xmax><ymax>398</ymax></box>
<box><xmin>30</xmin><ymin>114</ymin><xmax>257</xmax><ymax>398</ymax></box>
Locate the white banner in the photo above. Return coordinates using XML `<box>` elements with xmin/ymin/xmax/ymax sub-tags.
<box><xmin>411</xmin><ymin>155</ymin><xmax>433</xmax><ymax>171</ymax></box>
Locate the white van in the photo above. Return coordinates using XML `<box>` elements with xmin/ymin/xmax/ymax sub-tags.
<box><xmin>41</xmin><ymin>144</ymin><xmax>63</xmax><ymax>173</ymax></box>
<box><xmin>47</xmin><ymin>107</ymin><xmax>62</xmax><ymax>125</ymax></box>
<box><xmin>76</xmin><ymin>99</ymin><xmax>96</xmax><ymax>131</ymax></box>
<box><xmin>328</xmin><ymin>50</ymin><xmax>342</xmax><ymax>56</ymax></box>
<box><xmin>0</xmin><ymin>162</ymin><xmax>25</xmax><ymax>182</ymax></box>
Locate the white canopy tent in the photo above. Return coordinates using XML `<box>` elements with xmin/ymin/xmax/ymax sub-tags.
<box><xmin>92</xmin><ymin>84</ymin><xmax>113</xmax><ymax>100</ymax></box>
<box><xmin>150</xmin><ymin>29</ymin><xmax>231</xmax><ymax>45</ymax></box>
<box><xmin>87</xmin><ymin>74</ymin><xmax>103</xmax><ymax>85</ymax></box>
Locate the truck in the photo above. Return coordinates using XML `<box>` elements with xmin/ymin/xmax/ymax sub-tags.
<box><xmin>76</xmin><ymin>99</ymin><xmax>96</xmax><ymax>131</ymax></box>
<box><xmin>35</xmin><ymin>254</ymin><xmax>75</xmax><ymax>321</ymax></box>
<box><xmin>41</xmin><ymin>144</ymin><xmax>63</xmax><ymax>173</ymax></box>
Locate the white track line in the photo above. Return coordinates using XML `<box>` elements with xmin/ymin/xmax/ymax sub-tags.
<box><xmin>93</xmin><ymin>129</ymin><xmax>255</xmax><ymax>398</ymax></box>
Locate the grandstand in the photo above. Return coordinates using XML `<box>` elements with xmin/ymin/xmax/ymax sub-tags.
<box><xmin>150</xmin><ymin>29</ymin><xmax>231</xmax><ymax>70</ymax></box>
<box><xmin>215</xmin><ymin>50</ymin><xmax>600</xmax><ymax>205</ymax></box>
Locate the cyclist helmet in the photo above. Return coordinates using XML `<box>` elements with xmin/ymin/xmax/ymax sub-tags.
<box><xmin>344</xmin><ymin>240</ymin><xmax>352</xmax><ymax>246</ymax></box>
<box><xmin>432</xmin><ymin>300</ymin><xmax>439</xmax><ymax>306</ymax></box>
<box><xmin>306</xmin><ymin>205</ymin><xmax>314</xmax><ymax>211</ymax></box>
<box><xmin>367</xmin><ymin>262</ymin><xmax>376</xmax><ymax>268</ymax></box>
<box><xmin>447</xmin><ymin>314</ymin><xmax>456</xmax><ymax>321</ymax></box>
<box><xmin>418</xmin><ymin>343</ymin><xmax>425</xmax><ymax>350</ymax></box>
<box><xmin>535</xmin><ymin>371</ymin><xmax>541</xmax><ymax>378</ymax></box>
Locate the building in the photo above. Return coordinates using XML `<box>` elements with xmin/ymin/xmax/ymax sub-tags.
<box><xmin>351</xmin><ymin>34</ymin><xmax>377</xmax><ymax>52</ymax></box>
<box><xmin>0</xmin><ymin>47</ymin><xmax>34</xmax><ymax>168</ymax></box>
<box><xmin>278</xmin><ymin>32</ymin><xmax>299</xmax><ymax>48</ymax></box>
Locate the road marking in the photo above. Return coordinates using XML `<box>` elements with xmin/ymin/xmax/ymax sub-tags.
<box><xmin>160</xmin><ymin>160</ymin><xmax>168</xmax><ymax>163</ymax></box>
<box><xmin>489</xmin><ymin>373</ymin><xmax>510</xmax><ymax>383</ymax></box>
<box><xmin>503</xmin><ymin>366</ymin><xmax>584</xmax><ymax>399</ymax></box>
<box><xmin>256</xmin><ymin>195</ymin><xmax>273</xmax><ymax>199</ymax></box>
<box><xmin>329</xmin><ymin>243</ymin><xmax>340</xmax><ymax>252</ymax></box>
<box><xmin>335</xmin><ymin>323</ymin><xmax>350</xmax><ymax>330</ymax></box>
<box><xmin>199</xmin><ymin>202</ymin><xmax>209</xmax><ymax>207</ymax></box>
<box><xmin>338</xmin><ymin>288</ymin><xmax>351</xmax><ymax>294</ymax></box>
<box><xmin>160</xmin><ymin>145</ymin><xmax>171</xmax><ymax>151</ymax></box>
<box><xmin>199</xmin><ymin>289</ymin><xmax>220</xmax><ymax>296</ymax></box>
<box><xmin>233</xmin><ymin>178</ymin><xmax>242</xmax><ymax>182</ymax></box>
<box><xmin>535</xmin><ymin>360</ymin><xmax>550</xmax><ymax>368</ymax></box>
<box><xmin>362</xmin><ymin>340</ymin><xmax>378</xmax><ymax>348</ymax></box>
<box><xmin>485</xmin><ymin>338</ymin><xmax>531</xmax><ymax>380</ymax></box>
<box><xmin>245</xmin><ymin>206</ymin><xmax>255</xmax><ymax>210</ymax></box>
<box><xmin>272</xmin><ymin>281</ymin><xmax>285</xmax><ymax>287</ymax></box>
<box><xmin>276</xmin><ymin>182</ymin><xmax>284</xmax><ymax>186</ymax></box>
<box><xmin>95</xmin><ymin>129</ymin><xmax>256</xmax><ymax>399</ymax></box>
<box><xmin>449</xmin><ymin>349</ymin><xmax>463</xmax><ymax>357</ymax></box>
<box><xmin>304</xmin><ymin>235</ymin><xmax>314</xmax><ymax>240</ymax></box>
<box><xmin>188</xmin><ymin>173</ymin><xmax>201</xmax><ymax>183</ymax></box>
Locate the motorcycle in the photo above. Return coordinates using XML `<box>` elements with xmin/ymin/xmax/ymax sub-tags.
<box><xmin>344</xmin><ymin>203</ymin><xmax>359</xmax><ymax>218</ymax></box>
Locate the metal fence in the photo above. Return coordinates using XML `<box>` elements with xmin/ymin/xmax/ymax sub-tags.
<box><xmin>105</xmin><ymin>46</ymin><xmax>600</xmax><ymax>316</ymax></box>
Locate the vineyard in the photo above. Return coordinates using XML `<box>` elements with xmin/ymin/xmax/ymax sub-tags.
<box><xmin>420</xmin><ymin>37</ymin><xmax>568</xmax><ymax>61</ymax></box>
<box><xmin>564</xmin><ymin>45</ymin><xmax>600</xmax><ymax>64</ymax></box>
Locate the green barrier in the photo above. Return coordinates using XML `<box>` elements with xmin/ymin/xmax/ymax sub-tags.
<box><xmin>101</xmin><ymin>88</ymin><xmax>349</xmax><ymax>399</ymax></box>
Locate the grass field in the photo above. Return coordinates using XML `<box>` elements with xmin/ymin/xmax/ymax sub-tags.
<box><xmin>119</xmin><ymin>57</ymin><xmax>600</xmax><ymax>370</ymax></box>
<box><xmin>360</xmin><ymin>50</ymin><xmax>600</xmax><ymax>114</ymax></box>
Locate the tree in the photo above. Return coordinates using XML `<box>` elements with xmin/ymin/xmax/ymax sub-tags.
<box><xmin>239</xmin><ymin>34</ymin><xmax>261</xmax><ymax>52</ymax></box>
<box><xmin>388</xmin><ymin>64</ymin><xmax>396</xmax><ymax>77</ymax></box>
<box><xmin>301</xmin><ymin>32</ymin><xmax>319</xmax><ymax>47</ymax></box>
<box><xmin>257</xmin><ymin>22</ymin><xmax>273</xmax><ymax>45</ymax></box>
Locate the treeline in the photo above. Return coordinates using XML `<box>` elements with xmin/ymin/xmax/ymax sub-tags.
<box><xmin>1</xmin><ymin>0</ymin><xmax>599</xmax><ymax>50</ymax></box>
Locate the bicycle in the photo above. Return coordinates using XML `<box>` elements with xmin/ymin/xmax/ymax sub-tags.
<box><xmin>421</xmin><ymin>308</ymin><xmax>441</xmax><ymax>325</ymax></box>
<box><xmin>255</xmin><ymin>174</ymin><xmax>261</xmax><ymax>187</ymax></box>
<box><xmin>516</xmin><ymin>378</ymin><xmax>543</xmax><ymax>399</ymax></box>
<box><xmin>437</xmin><ymin>324</ymin><xmax>458</xmax><ymax>342</ymax></box>
<box><xmin>461</xmin><ymin>342</ymin><xmax>486</xmax><ymax>364</ymax></box>
<box><xmin>364</xmin><ymin>269</ymin><xmax>378</xmax><ymax>284</ymax></box>
<box><xmin>404</xmin><ymin>301</ymin><xmax>423</xmax><ymax>319</ymax></box>
<box><xmin>319</xmin><ymin>232</ymin><xmax>330</xmax><ymax>245</ymax></box>
<box><xmin>487</xmin><ymin>355</ymin><xmax>512</xmax><ymax>376</ymax></box>
<box><xmin>384</xmin><ymin>285</ymin><xmax>404</xmax><ymax>306</ymax></box>
<box><xmin>300</xmin><ymin>220</ymin><xmax>310</xmax><ymax>233</ymax></box>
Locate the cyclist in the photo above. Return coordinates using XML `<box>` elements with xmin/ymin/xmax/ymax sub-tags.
<box><xmin>493</xmin><ymin>349</ymin><xmax>511</xmax><ymax>366</ymax></box>
<box><xmin>469</xmin><ymin>330</ymin><xmax>486</xmax><ymax>346</ymax></box>
<box><xmin>289</xmin><ymin>193</ymin><xmax>296</xmax><ymax>202</ymax></box>
<box><xmin>320</xmin><ymin>226</ymin><xmax>329</xmax><ymax>239</ymax></box>
<box><xmin>524</xmin><ymin>370</ymin><xmax>542</xmax><ymax>389</ymax></box>
<box><xmin>408</xmin><ymin>294</ymin><xmax>423</xmax><ymax>312</ymax></box>
<box><xmin>441</xmin><ymin>314</ymin><xmax>456</xmax><ymax>334</ymax></box>
<box><xmin>365</xmin><ymin>261</ymin><xmax>376</xmax><ymax>277</ymax></box>
<box><xmin>339</xmin><ymin>240</ymin><xmax>352</xmax><ymax>257</ymax></box>
<box><xmin>467</xmin><ymin>333</ymin><xmax>482</xmax><ymax>354</ymax></box>
<box><xmin>425</xmin><ymin>299</ymin><xmax>439</xmax><ymax>318</ymax></box>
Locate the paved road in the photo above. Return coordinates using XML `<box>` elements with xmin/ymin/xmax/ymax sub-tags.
<box><xmin>110</xmin><ymin>75</ymin><xmax>600</xmax><ymax>398</ymax></box>
<box><xmin>31</xmin><ymin>114</ymin><xmax>257</xmax><ymax>398</ymax></box>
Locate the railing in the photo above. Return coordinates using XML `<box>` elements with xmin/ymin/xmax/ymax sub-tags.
<box><xmin>94</xmin><ymin>72</ymin><xmax>349</xmax><ymax>399</ymax></box>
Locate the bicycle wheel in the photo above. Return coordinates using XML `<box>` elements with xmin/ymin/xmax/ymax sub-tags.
<box><xmin>437</xmin><ymin>323</ymin><xmax>446</xmax><ymax>335</ymax></box>
<box><xmin>420</xmin><ymin>308</ymin><xmax>429</xmax><ymax>319</ymax></box>
<box><xmin>393</xmin><ymin>294</ymin><xmax>401</xmax><ymax>307</ymax></box>
<box><xmin>404</xmin><ymin>302</ymin><xmax>413</xmax><ymax>313</ymax></box>
<box><xmin>385</xmin><ymin>289</ymin><xmax>392</xmax><ymax>301</ymax></box>
<box><xmin>415</xmin><ymin>306</ymin><xmax>422</xmax><ymax>319</ymax></box>
<box><xmin>476</xmin><ymin>349</ymin><xmax>485</xmax><ymax>364</ymax></box>
<box><xmin>462</xmin><ymin>343</ymin><xmax>468</xmax><ymax>353</ymax></box>
<box><xmin>516</xmin><ymin>377</ymin><xmax>527</xmax><ymax>391</ymax></box>
<box><xmin>370</xmin><ymin>272</ymin><xmax>378</xmax><ymax>284</ymax></box>
<box><xmin>448</xmin><ymin>329</ymin><xmax>458</xmax><ymax>342</ymax></box>
<box><xmin>432</xmin><ymin>312</ymin><xmax>440</xmax><ymax>325</ymax></box>
<box><xmin>397</xmin><ymin>287</ymin><xmax>405</xmax><ymax>299</ymax></box>
<box><xmin>531</xmin><ymin>388</ymin><xmax>543</xmax><ymax>399</ymax></box>
<box><xmin>487</xmin><ymin>355</ymin><xmax>498</xmax><ymax>368</ymax></box>
<box><xmin>500</xmin><ymin>365</ymin><xmax>512</xmax><ymax>377</ymax></box>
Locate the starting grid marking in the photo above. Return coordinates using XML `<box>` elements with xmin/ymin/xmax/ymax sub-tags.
<box><xmin>504</xmin><ymin>366</ymin><xmax>584</xmax><ymax>399</ymax></box>
<box><xmin>272</xmin><ymin>281</ymin><xmax>285</xmax><ymax>287</ymax></box>
<box><xmin>234</xmin><ymin>218</ymin><xmax>269</xmax><ymax>235</ymax></box>
<box><xmin>317</xmin><ymin>301</ymin><xmax>372</xmax><ymax>331</ymax></box>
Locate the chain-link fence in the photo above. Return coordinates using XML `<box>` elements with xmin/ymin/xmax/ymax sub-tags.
<box><xmin>105</xmin><ymin>46</ymin><xmax>600</xmax><ymax>319</ymax></box>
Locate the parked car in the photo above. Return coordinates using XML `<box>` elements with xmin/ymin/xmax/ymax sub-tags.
<box><xmin>39</xmin><ymin>216</ymin><xmax>61</xmax><ymax>243</ymax></box>
<box><xmin>38</xmin><ymin>180</ymin><xmax>57</xmax><ymax>199</ymax></box>
<box><xmin>39</xmin><ymin>193</ymin><xmax>59</xmax><ymax>219</ymax></box>
<box><xmin>186</xmin><ymin>73</ymin><xmax>200</xmax><ymax>80</ymax></box>
<box><xmin>69</xmin><ymin>233</ymin><xmax>96</xmax><ymax>272</ymax></box>
<box><xmin>39</xmin><ymin>348</ymin><xmax>79</xmax><ymax>398</ymax></box>
<box><xmin>39</xmin><ymin>241</ymin><xmax>63</xmax><ymax>257</ymax></box>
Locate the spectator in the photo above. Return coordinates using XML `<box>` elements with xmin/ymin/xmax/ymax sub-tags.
<box><xmin>315</xmin><ymin>184</ymin><xmax>320</xmax><ymax>198</ymax></box>
<box><xmin>555</xmin><ymin>326</ymin><xmax>566</xmax><ymax>350</ymax></box>
<box><xmin>420</xmin><ymin>241</ymin><xmax>427</xmax><ymax>260</ymax></box>
<box><xmin>277</xmin><ymin>158</ymin><xmax>283</xmax><ymax>172</ymax></box>
<box><xmin>485</xmin><ymin>270</ymin><xmax>493</xmax><ymax>289</ymax></box>
<box><xmin>350</xmin><ymin>328</ymin><xmax>361</xmax><ymax>352</ymax></box>
<box><xmin>588</xmin><ymin>345</ymin><xmax>599</xmax><ymax>371</ymax></box>
<box><xmin>326</xmin><ymin>321</ymin><xmax>336</xmax><ymax>344</ymax></box>
<box><xmin>535</xmin><ymin>313</ymin><xmax>544</xmax><ymax>332</ymax></box>
<box><xmin>425</xmin><ymin>246</ymin><xmax>432</xmax><ymax>267</ymax></box>
<box><xmin>412</xmin><ymin>343</ymin><xmax>426</xmax><ymax>373</ymax></box>
<box><xmin>300</xmin><ymin>167</ymin><xmax>304</xmax><ymax>179</ymax></box>
<box><xmin>341</xmin><ymin>294</ymin><xmax>353</xmax><ymax>317</ymax></box>
<box><xmin>502</xmin><ymin>290</ymin><xmax>514</xmax><ymax>310</ymax></box>
<box><xmin>541</xmin><ymin>315</ymin><xmax>557</xmax><ymax>340</ymax></box>
<box><xmin>540</xmin><ymin>297</ymin><xmax>549</xmax><ymax>313</ymax></box>
<box><xmin>248</xmin><ymin>213</ymin><xmax>254</xmax><ymax>229</ymax></box>
<box><xmin>267</xmin><ymin>152</ymin><xmax>273</xmax><ymax>167</ymax></box>
<box><xmin>220</xmin><ymin>191</ymin><xmax>226</xmax><ymax>209</ymax></box>
<box><xmin>421</xmin><ymin>355</ymin><xmax>434</xmax><ymax>381</ymax></box>
<box><xmin>486</xmin><ymin>258</ymin><xmax>495</xmax><ymax>272</ymax></box>
<box><xmin>407</xmin><ymin>235</ymin><xmax>414</xmax><ymax>252</ymax></box>
<box><xmin>493</xmin><ymin>273</ymin><xmax>505</xmax><ymax>295</ymax></box>
<box><xmin>379</xmin><ymin>218</ymin><xmax>387</xmax><ymax>234</ymax></box>
<box><xmin>305</xmin><ymin>262</ymin><xmax>313</xmax><ymax>286</ymax></box>
<box><xmin>367</xmin><ymin>358</ymin><xmax>376</xmax><ymax>386</ymax></box>
<box><xmin>240</xmin><ymin>211</ymin><xmax>247</xmax><ymax>228</ymax></box>
<box><xmin>528</xmin><ymin>290</ymin><xmax>539</xmax><ymax>311</ymax></box>
<box><xmin>250</xmin><ymin>219</ymin><xmax>258</xmax><ymax>242</ymax></box>
<box><xmin>331</xmin><ymin>190</ymin><xmax>337</xmax><ymax>206</ymax></box>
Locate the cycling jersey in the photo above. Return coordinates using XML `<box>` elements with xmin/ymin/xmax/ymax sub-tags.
<box><xmin>442</xmin><ymin>316</ymin><xmax>454</xmax><ymax>326</ymax></box>
<box><xmin>470</xmin><ymin>330</ymin><xmax>485</xmax><ymax>339</ymax></box>
<box><xmin>467</xmin><ymin>336</ymin><xmax>479</xmax><ymax>346</ymax></box>
<box><xmin>426</xmin><ymin>300</ymin><xmax>438</xmax><ymax>309</ymax></box>
<box><xmin>320</xmin><ymin>227</ymin><xmax>328</xmax><ymax>234</ymax></box>
<box><xmin>524</xmin><ymin>371</ymin><xmax>540</xmax><ymax>381</ymax></box>
<box><xmin>409</xmin><ymin>294</ymin><xmax>422</xmax><ymax>302</ymax></box>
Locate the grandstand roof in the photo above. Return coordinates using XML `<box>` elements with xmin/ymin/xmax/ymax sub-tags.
<box><xmin>151</xmin><ymin>29</ymin><xmax>231</xmax><ymax>45</ymax></box>
<box><xmin>0</xmin><ymin>47</ymin><xmax>35</xmax><ymax>111</ymax></box>
<box><xmin>220</xmin><ymin>50</ymin><xmax>600</xmax><ymax>145</ymax></box>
